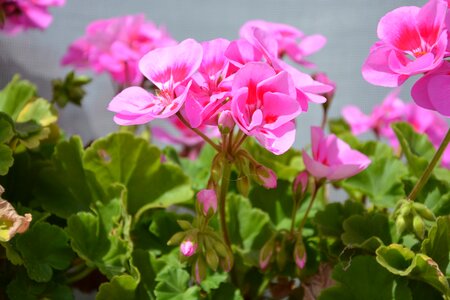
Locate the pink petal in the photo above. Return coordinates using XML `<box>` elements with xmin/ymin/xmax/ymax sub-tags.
<box><xmin>342</xmin><ymin>106</ymin><xmax>372</xmax><ymax>135</ymax></box>
<box><xmin>427</xmin><ymin>74</ymin><xmax>450</xmax><ymax>116</ymax></box>
<box><xmin>262</xmin><ymin>92</ymin><xmax>300</xmax><ymax>130</ymax></box>
<box><xmin>297</xmin><ymin>34</ymin><xmax>327</xmax><ymax>56</ymax></box>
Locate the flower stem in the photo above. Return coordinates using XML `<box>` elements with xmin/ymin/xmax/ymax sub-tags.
<box><xmin>66</xmin><ymin>264</ymin><xmax>95</xmax><ymax>284</ymax></box>
<box><xmin>298</xmin><ymin>182</ymin><xmax>321</xmax><ymax>232</ymax></box>
<box><xmin>232</xmin><ymin>131</ymin><xmax>247</xmax><ymax>153</ymax></box>
<box><xmin>320</xmin><ymin>107</ymin><xmax>329</xmax><ymax>130</ymax></box>
<box><xmin>408</xmin><ymin>128</ymin><xmax>450</xmax><ymax>201</ymax></box>
<box><xmin>219</xmin><ymin>158</ymin><xmax>232</xmax><ymax>247</ymax></box>
<box><xmin>176</xmin><ymin>112</ymin><xmax>221</xmax><ymax>152</ymax></box>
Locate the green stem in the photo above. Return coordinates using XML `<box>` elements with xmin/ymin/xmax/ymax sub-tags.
<box><xmin>176</xmin><ymin>112</ymin><xmax>221</xmax><ymax>152</ymax></box>
<box><xmin>219</xmin><ymin>158</ymin><xmax>232</xmax><ymax>248</ymax></box>
<box><xmin>289</xmin><ymin>196</ymin><xmax>299</xmax><ymax>237</ymax></box>
<box><xmin>320</xmin><ymin>107</ymin><xmax>329</xmax><ymax>130</ymax></box>
<box><xmin>231</xmin><ymin>131</ymin><xmax>247</xmax><ymax>153</ymax></box>
<box><xmin>298</xmin><ymin>182</ymin><xmax>321</xmax><ymax>232</ymax></box>
<box><xmin>66</xmin><ymin>265</ymin><xmax>95</xmax><ymax>284</ymax></box>
<box><xmin>408</xmin><ymin>129</ymin><xmax>450</xmax><ymax>201</ymax></box>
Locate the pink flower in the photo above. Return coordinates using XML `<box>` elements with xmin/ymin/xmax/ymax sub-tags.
<box><xmin>302</xmin><ymin>127</ymin><xmax>371</xmax><ymax>181</ymax></box>
<box><xmin>0</xmin><ymin>185</ymin><xmax>32</xmax><ymax>242</ymax></box>
<box><xmin>362</xmin><ymin>0</ymin><xmax>448</xmax><ymax>87</ymax></box>
<box><xmin>184</xmin><ymin>38</ymin><xmax>232</xmax><ymax>128</ymax></box>
<box><xmin>108</xmin><ymin>39</ymin><xmax>203</xmax><ymax>125</ymax></box>
<box><xmin>342</xmin><ymin>89</ymin><xmax>407</xmax><ymax>142</ymax></box>
<box><xmin>62</xmin><ymin>14</ymin><xmax>176</xmax><ymax>86</ymax></box>
<box><xmin>180</xmin><ymin>239</ymin><xmax>197</xmax><ymax>257</ymax></box>
<box><xmin>293</xmin><ymin>171</ymin><xmax>309</xmax><ymax>197</ymax></box>
<box><xmin>218</xmin><ymin>110</ymin><xmax>235</xmax><ymax>134</ymax></box>
<box><xmin>411</xmin><ymin>61</ymin><xmax>450</xmax><ymax>117</ymax></box>
<box><xmin>231</xmin><ymin>62</ymin><xmax>301</xmax><ymax>155</ymax></box>
<box><xmin>240</xmin><ymin>20</ymin><xmax>327</xmax><ymax>68</ymax></box>
<box><xmin>197</xmin><ymin>189</ymin><xmax>218</xmax><ymax>215</ymax></box>
<box><xmin>0</xmin><ymin>0</ymin><xmax>64</xmax><ymax>35</ymax></box>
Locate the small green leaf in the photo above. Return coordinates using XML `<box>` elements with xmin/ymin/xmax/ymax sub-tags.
<box><xmin>421</xmin><ymin>216</ymin><xmax>450</xmax><ymax>272</ymax></box>
<box><xmin>154</xmin><ymin>266</ymin><xmax>200</xmax><ymax>300</ymax></box>
<box><xmin>0</xmin><ymin>75</ymin><xmax>36</xmax><ymax>120</ymax></box>
<box><xmin>15</xmin><ymin>223</ymin><xmax>74</xmax><ymax>282</ymax></box>
<box><xmin>314</xmin><ymin>201</ymin><xmax>365</xmax><ymax>237</ymax></box>
<box><xmin>96</xmin><ymin>274</ymin><xmax>139</xmax><ymax>300</ymax></box>
<box><xmin>199</xmin><ymin>272</ymin><xmax>228</xmax><ymax>293</ymax></box>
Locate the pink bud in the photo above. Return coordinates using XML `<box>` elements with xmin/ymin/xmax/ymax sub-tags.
<box><xmin>294</xmin><ymin>241</ymin><xmax>307</xmax><ymax>270</ymax></box>
<box><xmin>218</xmin><ymin>110</ymin><xmax>235</xmax><ymax>134</ymax></box>
<box><xmin>255</xmin><ymin>165</ymin><xmax>277</xmax><ymax>189</ymax></box>
<box><xmin>197</xmin><ymin>189</ymin><xmax>218</xmax><ymax>215</ymax></box>
<box><xmin>180</xmin><ymin>240</ymin><xmax>197</xmax><ymax>257</ymax></box>
<box><xmin>293</xmin><ymin>171</ymin><xmax>309</xmax><ymax>196</ymax></box>
<box><xmin>313</xmin><ymin>72</ymin><xmax>336</xmax><ymax>101</ymax></box>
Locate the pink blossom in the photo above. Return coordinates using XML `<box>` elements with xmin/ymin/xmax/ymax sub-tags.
<box><xmin>0</xmin><ymin>0</ymin><xmax>64</xmax><ymax>35</ymax></box>
<box><xmin>362</xmin><ymin>0</ymin><xmax>448</xmax><ymax>87</ymax></box>
<box><xmin>293</xmin><ymin>171</ymin><xmax>309</xmax><ymax>196</ymax></box>
<box><xmin>197</xmin><ymin>189</ymin><xmax>218</xmax><ymax>215</ymax></box>
<box><xmin>411</xmin><ymin>61</ymin><xmax>450</xmax><ymax>117</ymax></box>
<box><xmin>62</xmin><ymin>14</ymin><xmax>176</xmax><ymax>86</ymax></box>
<box><xmin>240</xmin><ymin>20</ymin><xmax>327</xmax><ymax>68</ymax></box>
<box><xmin>184</xmin><ymin>38</ymin><xmax>232</xmax><ymax>128</ymax></box>
<box><xmin>302</xmin><ymin>127</ymin><xmax>371</xmax><ymax>181</ymax></box>
<box><xmin>254</xmin><ymin>165</ymin><xmax>277</xmax><ymax>189</ymax></box>
<box><xmin>180</xmin><ymin>240</ymin><xmax>197</xmax><ymax>257</ymax></box>
<box><xmin>218</xmin><ymin>110</ymin><xmax>235</xmax><ymax>134</ymax></box>
<box><xmin>108</xmin><ymin>39</ymin><xmax>203</xmax><ymax>125</ymax></box>
<box><xmin>231</xmin><ymin>62</ymin><xmax>301</xmax><ymax>155</ymax></box>
<box><xmin>0</xmin><ymin>185</ymin><xmax>32</xmax><ymax>242</ymax></box>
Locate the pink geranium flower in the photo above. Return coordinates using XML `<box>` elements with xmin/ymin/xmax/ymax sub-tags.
<box><xmin>231</xmin><ymin>62</ymin><xmax>301</xmax><ymax>155</ymax></box>
<box><xmin>302</xmin><ymin>127</ymin><xmax>371</xmax><ymax>181</ymax></box>
<box><xmin>62</xmin><ymin>14</ymin><xmax>176</xmax><ymax>86</ymax></box>
<box><xmin>362</xmin><ymin>0</ymin><xmax>448</xmax><ymax>87</ymax></box>
<box><xmin>108</xmin><ymin>39</ymin><xmax>203</xmax><ymax>125</ymax></box>
<box><xmin>411</xmin><ymin>61</ymin><xmax>450</xmax><ymax>117</ymax></box>
<box><xmin>0</xmin><ymin>0</ymin><xmax>64</xmax><ymax>35</ymax></box>
<box><xmin>180</xmin><ymin>240</ymin><xmax>197</xmax><ymax>257</ymax></box>
<box><xmin>240</xmin><ymin>20</ymin><xmax>326</xmax><ymax>68</ymax></box>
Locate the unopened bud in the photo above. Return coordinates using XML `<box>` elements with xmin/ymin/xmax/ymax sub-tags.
<box><xmin>218</xmin><ymin>110</ymin><xmax>235</xmax><ymax>134</ymax></box>
<box><xmin>167</xmin><ymin>231</ymin><xmax>186</xmax><ymax>246</ymax></box>
<box><xmin>312</xmin><ymin>72</ymin><xmax>336</xmax><ymax>104</ymax></box>
<box><xmin>400</xmin><ymin>203</ymin><xmax>412</xmax><ymax>217</ymax></box>
<box><xmin>275</xmin><ymin>239</ymin><xmax>287</xmax><ymax>271</ymax></box>
<box><xmin>395</xmin><ymin>215</ymin><xmax>407</xmax><ymax>236</ymax></box>
<box><xmin>293</xmin><ymin>171</ymin><xmax>309</xmax><ymax>200</ymax></box>
<box><xmin>193</xmin><ymin>256</ymin><xmax>207</xmax><ymax>283</ymax></box>
<box><xmin>413</xmin><ymin>203</ymin><xmax>435</xmax><ymax>221</ymax></box>
<box><xmin>205</xmin><ymin>248</ymin><xmax>219</xmax><ymax>271</ymax></box>
<box><xmin>294</xmin><ymin>240</ymin><xmax>307</xmax><ymax>270</ymax></box>
<box><xmin>180</xmin><ymin>240</ymin><xmax>197</xmax><ymax>257</ymax></box>
<box><xmin>259</xmin><ymin>238</ymin><xmax>275</xmax><ymax>271</ymax></box>
<box><xmin>413</xmin><ymin>215</ymin><xmax>425</xmax><ymax>239</ymax></box>
<box><xmin>197</xmin><ymin>189</ymin><xmax>218</xmax><ymax>216</ymax></box>
<box><xmin>254</xmin><ymin>165</ymin><xmax>277</xmax><ymax>189</ymax></box>
<box><xmin>237</xmin><ymin>175</ymin><xmax>251</xmax><ymax>197</ymax></box>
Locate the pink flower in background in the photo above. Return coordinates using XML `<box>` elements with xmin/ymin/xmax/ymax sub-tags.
<box><xmin>240</xmin><ymin>20</ymin><xmax>327</xmax><ymax>68</ymax></box>
<box><xmin>302</xmin><ymin>127</ymin><xmax>371</xmax><ymax>181</ymax></box>
<box><xmin>362</xmin><ymin>0</ymin><xmax>448</xmax><ymax>87</ymax></box>
<box><xmin>62</xmin><ymin>14</ymin><xmax>176</xmax><ymax>86</ymax></box>
<box><xmin>108</xmin><ymin>39</ymin><xmax>203</xmax><ymax>125</ymax></box>
<box><xmin>184</xmin><ymin>38</ymin><xmax>233</xmax><ymax>128</ymax></box>
<box><xmin>343</xmin><ymin>89</ymin><xmax>407</xmax><ymax>142</ymax></box>
<box><xmin>254</xmin><ymin>165</ymin><xmax>277</xmax><ymax>189</ymax></box>
<box><xmin>0</xmin><ymin>0</ymin><xmax>65</xmax><ymax>35</ymax></box>
<box><xmin>231</xmin><ymin>62</ymin><xmax>301</xmax><ymax>155</ymax></box>
<box><xmin>411</xmin><ymin>61</ymin><xmax>450</xmax><ymax>117</ymax></box>
<box><xmin>197</xmin><ymin>189</ymin><xmax>218</xmax><ymax>215</ymax></box>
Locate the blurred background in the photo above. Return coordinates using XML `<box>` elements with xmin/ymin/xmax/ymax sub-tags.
<box><xmin>0</xmin><ymin>0</ymin><xmax>425</xmax><ymax>147</ymax></box>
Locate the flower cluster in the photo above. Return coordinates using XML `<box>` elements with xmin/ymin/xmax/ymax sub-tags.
<box><xmin>343</xmin><ymin>90</ymin><xmax>450</xmax><ymax>168</ymax></box>
<box><xmin>108</xmin><ymin>20</ymin><xmax>334</xmax><ymax>155</ymax></box>
<box><xmin>62</xmin><ymin>14</ymin><xmax>176</xmax><ymax>86</ymax></box>
<box><xmin>0</xmin><ymin>0</ymin><xmax>64</xmax><ymax>35</ymax></box>
<box><xmin>362</xmin><ymin>0</ymin><xmax>450</xmax><ymax>117</ymax></box>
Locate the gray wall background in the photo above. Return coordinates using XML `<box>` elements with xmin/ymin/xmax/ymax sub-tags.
<box><xmin>0</xmin><ymin>0</ymin><xmax>425</xmax><ymax>147</ymax></box>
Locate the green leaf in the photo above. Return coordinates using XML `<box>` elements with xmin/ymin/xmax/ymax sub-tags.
<box><xmin>0</xmin><ymin>75</ymin><xmax>36</xmax><ymax>119</ymax></box>
<box><xmin>83</xmin><ymin>132</ymin><xmax>193</xmax><ymax>216</ymax></box>
<box><xmin>376</xmin><ymin>244</ymin><xmax>450</xmax><ymax>296</ymax></box>
<box><xmin>342</xmin><ymin>156</ymin><xmax>408</xmax><ymax>208</ymax></box>
<box><xmin>199</xmin><ymin>272</ymin><xmax>228</xmax><ymax>293</ymax></box>
<box><xmin>96</xmin><ymin>274</ymin><xmax>139</xmax><ymax>300</ymax></box>
<box><xmin>424</xmin><ymin>189</ymin><xmax>450</xmax><ymax>216</ymax></box>
<box><xmin>66</xmin><ymin>197</ymin><xmax>131</xmax><ymax>279</ymax></box>
<box><xmin>314</xmin><ymin>201</ymin><xmax>365</xmax><ymax>237</ymax></box>
<box><xmin>392</xmin><ymin>122</ymin><xmax>435</xmax><ymax>177</ymax></box>
<box><xmin>16</xmin><ymin>98</ymin><xmax>57</xmax><ymax>127</ymax></box>
<box><xmin>341</xmin><ymin>213</ymin><xmax>392</xmax><ymax>251</ymax></box>
<box><xmin>35</xmin><ymin>136</ymin><xmax>104</xmax><ymax>218</ymax></box>
<box><xmin>209</xmin><ymin>282</ymin><xmax>244</xmax><ymax>300</ymax></box>
<box><xmin>15</xmin><ymin>223</ymin><xmax>74</xmax><ymax>282</ymax></box>
<box><xmin>0</xmin><ymin>144</ymin><xmax>13</xmax><ymax>176</ymax></box>
<box><xmin>179</xmin><ymin>143</ymin><xmax>216</xmax><ymax>190</ymax></box>
<box><xmin>0</xmin><ymin>113</ymin><xmax>15</xmax><ymax>175</ymax></box>
<box><xmin>7</xmin><ymin>271</ymin><xmax>73</xmax><ymax>300</ymax></box>
<box><xmin>154</xmin><ymin>266</ymin><xmax>200</xmax><ymax>300</ymax></box>
<box><xmin>318</xmin><ymin>256</ymin><xmax>395</xmax><ymax>300</ymax></box>
<box><xmin>421</xmin><ymin>216</ymin><xmax>450</xmax><ymax>272</ymax></box>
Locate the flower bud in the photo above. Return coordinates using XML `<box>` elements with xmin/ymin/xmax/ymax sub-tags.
<box><xmin>180</xmin><ymin>240</ymin><xmax>197</xmax><ymax>257</ymax></box>
<box><xmin>259</xmin><ymin>238</ymin><xmax>275</xmax><ymax>271</ymax></box>
<box><xmin>205</xmin><ymin>248</ymin><xmax>219</xmax><ymax>271</ymax></box>
<box><xmin>193</xmin><ymin>256</ymin><xmax>207</xmax><ymax>283</ymax></box>
<box><xmin>395</xmin><ymin>215</ymin><xmax>407</xmax><ymax>236</ymax></box>
<box><xmin>254</xmin><ymin>165</ymin><xmax>277</xmax><ymax>189</ymax></box>
<box><xmin>167</xmin><ymin>231</ymin><xmax>186</xmax><ymax>246</ymax></box>
<box><xmin>313</xmin><ymin>72</ymin><xmax>336</xmax><ymax>103</ymax></box>
<box><xmin>218</xmin><ymin>110</ymin><xmax>235</xmax><ymax>134</ymax></box>
<box><xmin>293</xmin><ymin>171</ymin><xmax>309</xmax><ymax>200</ymax></box>
<box><xmin>236</xmin><ymin>175</ymin><xmax>251</xmax><ymax>197</ymax></box>
<box><xmin>413</xmin><ymin>215</ymin><xmax>425</xmax><ymax>239</ymax></box>
<box><xmin>294</xmin><ymin>240</ymin><xmax>307</xmax><ymax>270</ymax></box>
<box><xmin>412</xmin><ymin>202</ymin><xmax>435</xmax><ymax>221</ymax></box>
<box><xmin>197</xmin><ymin>189</ymin><xmax>218</xmax><ymax>216</ymax></box>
